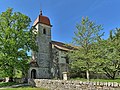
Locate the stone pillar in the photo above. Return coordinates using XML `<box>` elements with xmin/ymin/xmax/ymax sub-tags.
<box><xmin>63</xmin><ymin>72</ymin><xmax>68</xmax><ymax>80</ymax></box>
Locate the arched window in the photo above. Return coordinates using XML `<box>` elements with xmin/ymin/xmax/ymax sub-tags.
<box><xmin>31</xmin><ymin>69</ymin><xmax>36</xmax><ymax>79</ymax></box>
<box><xmin>43</xmin><ymin>28</ymin><xmax>46</xmax><ymax>34</ymax></box>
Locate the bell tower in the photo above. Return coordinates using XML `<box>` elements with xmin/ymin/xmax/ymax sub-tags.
<box><xmin>30</xmin><ymin>10</ymin><xmax>52</xmax><ymax>79</ymax></box>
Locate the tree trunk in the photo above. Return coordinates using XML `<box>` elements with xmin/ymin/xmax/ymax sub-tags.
<box><xmin>103</xmin><ymin>68</ymin><xmax>117</xmax><ymax>79</ymax></box>
<box><xmin>9</xmin><ymin>77</ymin><xmax>13</xmax><ymax>82</ymax></box>
<box><xmin>86</xmin><ymin>70</ymin><xmax>90</xmax><ymax>81</ymax></box>
<box><xmin>112</xmin><ymin>71</ymin><xmax>117</xmax><ymax>80</ymax></box>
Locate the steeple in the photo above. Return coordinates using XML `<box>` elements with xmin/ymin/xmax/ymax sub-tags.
<box><xmin>40</xmin><ymin>9</ymin><xmax>42</xmax><ymax>15</ymax></box>
<box><xmin>33</xmin><ymin>10</ymin><xmax>52</xmax><ymax>27</ymax></box>
<box><xmin>31</xmin><ymin>10</ymin><xmax>52</xmax><ymax>79</ymax></box>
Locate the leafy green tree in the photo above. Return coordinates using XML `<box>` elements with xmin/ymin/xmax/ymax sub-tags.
<box><xmin>0</xmin><ymin>8</ymin><xmax>37</xmax><ymax>81</ymax></box>
<box><xmin>96</xmin><ymin>29</ymin><xmax>120</xmax><ymax>79</ymax></box>
<box><xmin>69</xmin><ymin>17</ymin><xmax>103</xmax><ymax>81</ymax></box>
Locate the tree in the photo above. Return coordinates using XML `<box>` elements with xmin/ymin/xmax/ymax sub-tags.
<box><xmin>96</xmin><ymin>28</ymin><xmax>120</xmax><ymax>79</ymax></box>
<box><xmin>0</xmin><ymin>8</ymin><xmax>37</xmax><ymax>81</ymax></box>
<box><xmin>69</xmin><ymin>17</ymin><xmax>103</xmax><ymax>81</ymax></box>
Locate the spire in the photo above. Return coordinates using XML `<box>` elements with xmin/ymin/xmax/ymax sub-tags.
<box><xmin>40</xmin><ymin>9</ymin><xmax>42</xmax><ymax>15</ymax></box>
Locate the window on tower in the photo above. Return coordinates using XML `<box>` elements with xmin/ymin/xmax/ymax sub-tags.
<box><xmin>43</xmin><ymin>28</ymin><xmax>46</xmax><ymax>34</ymax></box>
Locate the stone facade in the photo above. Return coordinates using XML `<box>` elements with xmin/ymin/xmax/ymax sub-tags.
<box><xmin>28</xmin><ymin>11</ymin><xmax>71</xmax><ymax>79</ymax></box>
<box><xmin>29</xmin><ymin>23</ymin><xmax>52</xmax><ymax>79</ymax></box>
<box><xmin>51</xmin><ymin>44</ymin><xmax>69</xmax><ymax>79</ymax></box>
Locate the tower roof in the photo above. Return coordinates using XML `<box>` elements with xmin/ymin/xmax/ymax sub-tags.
<box><xmin>33</xmin><ymin>10</ymin><xmax>52</xmax><ymax>27</ymax></box>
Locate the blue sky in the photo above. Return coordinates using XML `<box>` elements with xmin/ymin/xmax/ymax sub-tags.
<box><xmin>0</xmin><ymin>0</ymin><xmax>120</xmax><ymax>43</ymax></box>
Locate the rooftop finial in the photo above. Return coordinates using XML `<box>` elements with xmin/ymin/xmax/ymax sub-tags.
<box><xmin>40</xmin><ymin>9</ymin><xmax>42</xmax><ymax>15</ymax></box>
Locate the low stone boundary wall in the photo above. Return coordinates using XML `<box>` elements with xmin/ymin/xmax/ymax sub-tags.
<box><xmin>29</xmin><ymin>79</ymin><xmax>120</xmax><ymax>90</ymax></box>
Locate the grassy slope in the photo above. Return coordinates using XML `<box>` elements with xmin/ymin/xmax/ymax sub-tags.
<box><xmin>0</xmin><ymin>82</ymin><xmax>48</xmax><ymax>90</ymax></box>
<box><xmin>3</xmin><ymin>87</ymin><xmax>48</xmax><ymax>90</ymax></box>
<box><xmin>0</xmin><ymin>82</ymin><xmax>18</xmax><ymax>87</ymax></box>
<box><xmin>71</xmin><ymin>78</ymin><xmax>120</xmax><ymax>83</ymax></box>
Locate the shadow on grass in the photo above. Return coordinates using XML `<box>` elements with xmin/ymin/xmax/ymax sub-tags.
<box><xmin>0</xmin><ymin>82</ymin><xmax>48</xmax><ymax>90</ymax></box>
<box><xmin>2</xmin><ymin>87</ymin><xmax>48</xmax><ymax>90</ymax></box>
<box><xmin>0</xmin><ymin>82</ymin><xmax>18</xmax><ymax>87</ymax></box>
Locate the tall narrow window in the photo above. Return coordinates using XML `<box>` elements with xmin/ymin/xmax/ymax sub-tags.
<box><xmin>43</xmin><ymin>28</ymin><xmax>46</xmax><ymax>34</ymax></box>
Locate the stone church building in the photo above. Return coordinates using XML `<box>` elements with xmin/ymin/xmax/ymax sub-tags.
<box><xmin>28</xmin><ymin>11</ymin><xmax>73</xmax><ymax>79</ymax></box>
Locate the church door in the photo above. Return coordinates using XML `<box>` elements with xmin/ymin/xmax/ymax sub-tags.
<box><xmin>31</xmin><ymin>69</ymin><xmax>36</xmax><ymax>79</ymax></box>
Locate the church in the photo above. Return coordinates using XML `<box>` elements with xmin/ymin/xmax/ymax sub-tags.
<box><xmin>28</xmin><ymin>10</ymin><xmax>74</xmax><ymax>79</ymax></box>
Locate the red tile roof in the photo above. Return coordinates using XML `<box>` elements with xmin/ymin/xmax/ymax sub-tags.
<box><xmin>51</xmin><ymin>41</ymin><xmax>77</xmax><ymax>51</ymax></box>
<box><xmin>33</xmin><ymin>10</ymin><xmax>52</xmax><ymax>27</ymax></box>
<box><xmin>30</xmin><ymin>59</ymin><xmax>39</xmax><ymax>67</ymax></box>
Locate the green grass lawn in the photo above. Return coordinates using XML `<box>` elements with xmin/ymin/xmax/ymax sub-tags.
<box><xmin>3</xmin><ymin>87</ymin><xmax>48</xmax><ymax>90</ymax></box>
<box><xmin>0</xmin><ymin>82</ymin><xmax>48</xmax><ymax>90</ymax></box>
<box><xmin>71</xmin><ymin>78</ymin><xmax>120</xmax><ymax>83</ymax></box>
<box><xmin>0</xmin><ymin>82</ymin><xmax>18</xmax><ymax>87</ymax></box>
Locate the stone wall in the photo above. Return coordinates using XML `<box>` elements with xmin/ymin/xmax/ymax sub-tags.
<box><xmin>29</xmin><ymin>79</ymin><xmax>120</xmax><ymax>90</ymax></box>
